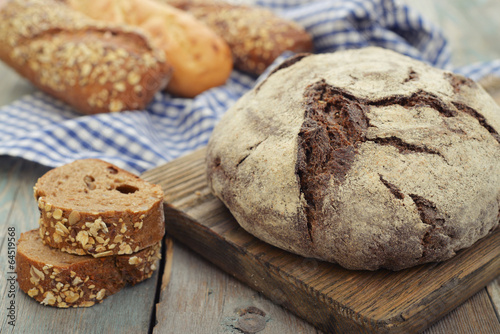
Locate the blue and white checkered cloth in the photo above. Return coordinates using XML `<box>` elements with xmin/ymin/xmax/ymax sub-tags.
<box><xmin>1</xmin><ymin>0</ymin><xmax>499</xmax><ymax>174</ymax></box>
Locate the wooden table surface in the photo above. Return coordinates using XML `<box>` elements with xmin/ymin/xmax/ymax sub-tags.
<box><xmin>0</xmin><ymin>1</ymin><xmax>499</xmax><ymax>333</ymax></box>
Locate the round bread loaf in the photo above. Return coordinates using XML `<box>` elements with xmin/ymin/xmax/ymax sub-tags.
<box><xmin>16</xmin><ymin>229</ymin><xmax>161</xmax><ymax>308</ymax></box>
<box><xmin>206</xmin><ymin>47</ymin><xmax>500</xmax><ymax>271</ymax></box>
<box><xmin>34</xmin><ymin>159</ymin><xmax>165</xmax><ymax>257</ymax></box>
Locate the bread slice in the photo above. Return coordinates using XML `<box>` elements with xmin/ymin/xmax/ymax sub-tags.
<box><xmin>16</xmin><ymin>229</ymin><xmax>161</xmax><ymax>308</ymax></box>
<box><xmin>34</xmin><ymin>159</ymin><xmax>165</xmax><ymax>257</ymax></box>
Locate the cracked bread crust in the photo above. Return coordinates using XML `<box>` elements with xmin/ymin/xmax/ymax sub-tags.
<box><xmin>34</xmin><ymin>159</ymin><xmax>165</xmax><ymax>257</ymax></box>
<box><xmin>206</xmin><ymin>47</ymin><xmax>500</xmax><ymax>270</ymax></box>
<box><xmin>16</xmin><ymin>229</ymin><xmax>161</xmax><ymax>308</ymax></box>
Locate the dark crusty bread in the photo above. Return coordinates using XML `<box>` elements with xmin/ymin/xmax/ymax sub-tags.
<box><xmin>207</xmin><ymin>47</ymin><xmax>500</xmax><ymax>271</ymax></box>
<box><xmin>0</xmin><ymin>0</ymin><xmax>172</xmax><ymax>114</ymax></box>
<box><xmin>160</xmin><ymin>0</ymin><xmax>313</xmax><ymax>75</ymax></box>
<box><xmin>64</xmin><ymin>0</ymin><xmax>233</xmax><ymax>98</ymax></box>
<box><xmin>16</xmin><ymin>229</ymin><xmax>161</xmax><ymax>308</ymax></box>
<box><xmin>34</xmin><ymin>159</ymin><xmax>165</xmax><ymax>257</ymax></box>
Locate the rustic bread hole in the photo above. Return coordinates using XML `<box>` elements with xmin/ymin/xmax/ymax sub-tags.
<box><xmin>115</xmin><ymin>184</ymin><xmax>138</xmax><ymax>194</ymax></box>
<box><xmin>236</xmin><ymin>153</ymin><xmax>250</xmax><ymax>167</ymax></box>
<box><xmin>107</xmin><ymin>166</ymin><xmax>118</xmax><ymax>174</ymax></box>
<box><xmin>213</xmin><ymin>156</ymin><xmax>221</xmax><ymax>168</ymax></box>
<box><xmin>403</xmin><ymin>68</ymin><xmax>419</xmax><ymax>83</ymax></box>
<box><xmin>84</xmin><ymin>175</ymin><xmax>96</xmax><ymax>190</ymax></box>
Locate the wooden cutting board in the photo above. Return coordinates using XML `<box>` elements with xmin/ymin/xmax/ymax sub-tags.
<box><xmin>142</xmin><ymin>147</ymin><xmax>500</xmax><ymax>334</ymax></box>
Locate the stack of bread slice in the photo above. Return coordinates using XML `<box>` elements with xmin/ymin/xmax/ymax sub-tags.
<box><xmin>16</xmin><ymin>159</ymin><xmax>165</xmax><ymax>308</ymax></box>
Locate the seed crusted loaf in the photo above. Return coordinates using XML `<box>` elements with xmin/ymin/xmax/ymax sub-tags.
<box><xmin>64</xmin><ymin>0</ymin><xmax>233</xmax><ymax>98</ymax></box>
<box><xmin>0</xmin><ymin>0</ymin><xmax>172</xmax><ymax>114</ymax></box>
<box><xmin>16</xmin><ymin>229</ymin><xmax>161</xmax><ymax>308</ymax></box>
<box><xmin>206</xmin><ymin>47</ymin><xmax>500</xmax><ymax>271</ymax></box>
<box><xmin>160</xmin><ymin>0</ymin><xmax>313</xmax><ymax>75</ymax></box>
<box><xmin>34</xmin><ymin>159</ymin><xmax>165</xmax><ymax>257</ymax></box>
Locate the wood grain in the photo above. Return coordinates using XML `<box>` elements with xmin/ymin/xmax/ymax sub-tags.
<box><xmin>422</xmin><ymin>289</ymin><xmax>500</xmax><ymax>334</ymax></box>
<box><xmin>486</xmin><ymin>277</ymin><xmax>500</xmax><ymax>317</ymax></box>
<box><xmin>0</xmin><ymin>157</ymin><xmax>160</xmax><ymax>334</ymax></box>
<box><xmin>142</xmin><ymin>147</ymin><xmax>500</xmax><ymax>334</ymax></box>
<box><xmin>153</xmin><ymin>242</ymin><xmax>321</xmax><ymax>334</ymax></box>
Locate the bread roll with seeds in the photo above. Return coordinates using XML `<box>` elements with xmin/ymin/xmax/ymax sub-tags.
<box><xmin>159</xmin><ymin>0</ymin><xmax>313</xmax><ymax>75</ymax></box>
<box><xmin>16</xmin><ymin>229</ymin><xmax>161</xmax><ymax>308</ymax></box>
<box><xmin>0</xmin><ymin>0</ymin><xmax>172</xmax><ymax>114</ymax></box>
<box><xmin>34</xmin><ymin>159</ymin><xmax>165</xmax><ymax>257</ymax></box>
<box><xmin>64</xmin><ymin>0</ymin><xmax>233</xmax><ymax>97</ymax></box>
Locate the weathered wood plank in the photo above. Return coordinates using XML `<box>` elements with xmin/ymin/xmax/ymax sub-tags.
<box><xmin>486</xmin><ymin>277</ymin><xmax>500</xmax><ymax>320</ymax></box>
<box><xmin>144</xmin><ymin>146</ymin><xmax>500</xmax><ymax>334</ymax></box>
<box><xmin>4</xmin><ymin>272</ymin><xmax>159</xmax><ymax>334</ymax></box>
<box><xmin>0</xmin><ymin>157</ymin><xmax>160</xmax><ymax>333</ymax></box>
<box><xmin>423</xmin><ymin>289</ymin><xmax>500</xmax><ymax>334</ymax></box>
<box><xmin>152</xmin><ymin>242</ymin><xmax>321</xmax><ymax>334</ymax></box>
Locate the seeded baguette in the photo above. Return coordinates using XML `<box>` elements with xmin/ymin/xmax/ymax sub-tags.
<box><xmin>34</xmin><ymin>159</ymin><xmax>165</xmax><ymax>257</ymax></box>
<box><xmin>16</xmin><ymin>229</ymin><xmax>161</xmax><ymax>308</ymax></box>
<box><xmin>0</xmin><ymin>0</ymin><xmax>172</xmax><ymax>114</ymax></box>
<box><xmin>64</xmin><ymin>0</ymin><xmax>233</xmax><ymax>98</ymax></box>
<box><xmin>159</xmin><ymin>0</ymin><xmax>313</xmax><ymax>75</ymax></box>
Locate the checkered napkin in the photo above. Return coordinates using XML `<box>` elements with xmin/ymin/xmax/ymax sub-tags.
<box><xmin>1</xmin><ymin>0</ymin><xmax>499</xmax><ymax>174</ymax></box>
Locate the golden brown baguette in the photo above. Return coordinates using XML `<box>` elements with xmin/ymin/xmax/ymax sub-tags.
<box><xmin>34</xmin><ymin>159</ymin><xmax>165</xmax><ymax>257</ymax></box>
<box><xmin>65</xmin><ymin>0</ymin><xmax>233</xmax><ymax>97</ymax></box>
<box><xmin>16</xmin><ymin>229</ymin><xmax>161</xmax><ymax>308</ymax></box>
<box><xmin>0</xmin><ymin>0</ymin><xmax>172</xmax><ymax>114</ymax></box>
<box><xmin>160</xmin><ymin>0</ymin><xmax>314</xmax><ymax>75</ymax></box>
